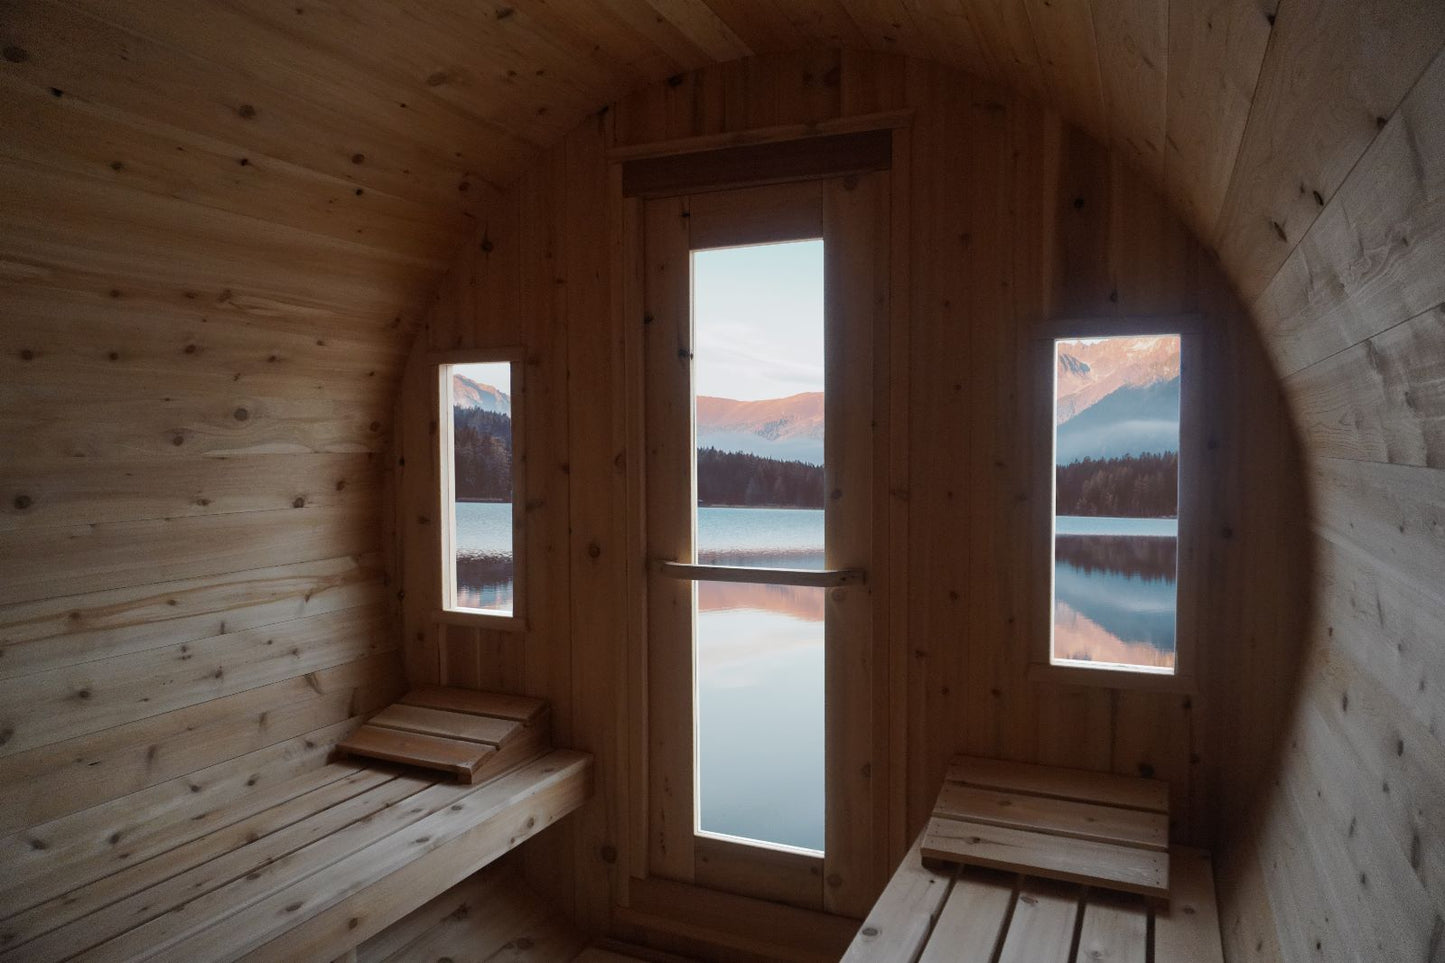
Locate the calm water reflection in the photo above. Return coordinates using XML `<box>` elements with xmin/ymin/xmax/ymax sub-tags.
<box><xmin>1053</xmin><ymin>521</ymin><xmax>1178</xmax><ymax>670</ymax></box>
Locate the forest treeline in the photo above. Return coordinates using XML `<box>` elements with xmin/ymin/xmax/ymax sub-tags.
<box><xmin>697</xmin><ymin>447</ymin><xmax>823</xmax><ymax>508</ymax></box>
<box><xmin>453</xmin><ymin>408</ymin><xmax>512</xmax><ymax>500</ymax></box>
<box><xmin>1056</xmin><ymin>452</ymin><xmax>1177</xmax><ymax>518</ymax></box>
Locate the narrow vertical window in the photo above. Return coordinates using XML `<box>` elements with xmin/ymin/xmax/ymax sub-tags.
<box><xmin>1051</xmin><ymin>335</ymin><xmax>1180</xmax><ymax>673</ymax></box>
<box><xmin>441</xmin><ymin>360</ymin><xmax>516</xmax><ymax>617</ymax></box>
<box><xmin>693</xmin><ymin>239</ymin><xmax>825</xmax><ymax>853</ymax></box>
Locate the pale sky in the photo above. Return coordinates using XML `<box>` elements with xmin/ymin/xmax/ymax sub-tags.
<box><xmin>692</xmin><ymin>240</ymin><xmax>824</xmax><ymax>401</ymax></box>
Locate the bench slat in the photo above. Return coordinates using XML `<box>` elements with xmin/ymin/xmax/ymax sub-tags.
<box><xmin>1074</xmin><ymin>890</ymin><xmax>1148</xmax><ymax>963</ymax></box>
<box><xmin>839</xmin><ymin>833</ymin><xmax>953</xmax><ymax>963</ymax></box>
<box><xmin>997</xmin><ymin>879</ymin><xmax>1080</xmax><ymax>963</ymax></box>
<box><xmin>921</xmin><ymin>817</ymin><xmax>1169</xmax><ymax>899</ymax></box>
<box><xmin>365</xmin><ymin>704</ymin><xmax>516</xmax><ymax>746</ymax></box>
<box><xmin>339</xmin><ymin>726</ymin><xmax>496</xmax><ymax>779</ymax></box>
<box><xmin>401</xmin><ymin>686</ymin><xmax>547</xmax><ymax>724</ymax></box>
<box><xmin>1153</xmin><ymin>847</ymin><xmax>1224</xmax><ymax>963</ymax></box>
<box><xmin>946</xmin><ymin>756</ymin><xmax>1169</xmax><ymax>813</ymax></box>
<box><xmin>935</xmin><ymin>783</ymin><xmax>1168</xmax><ymax>851</ymax></box>
<box><xmin>917</xmin><ymin>868</ymin><xmax>1013</xmax><ymax>963</ymax></box>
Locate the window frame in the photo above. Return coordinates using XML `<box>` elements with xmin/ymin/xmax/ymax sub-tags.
<box><xmin>1027</xmin><ymin>315</ymin><xmax>1205</xmax><ymax>694</ymax></box>
<box><xmin>433</xmin><ymin>348</ymin><xmax>526</xmax><ymax>631</ymax></box>
<box><xmin>638</xmin><ymin>175</ymin><xmax>888</xmax><ymax>918</ymax></box>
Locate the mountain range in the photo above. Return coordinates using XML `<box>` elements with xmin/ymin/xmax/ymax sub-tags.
<box><xmin>697</xmin><ymin>392</ymin><xmax>823</xmax><ymax>464</ymax></box>
<box><xmin>1056</xmin><ymin>336</ymin><xmax>1178</xmax><ymax>423</ymax></box>
<box><xmin>1055</xmin><ymin>337</ymin><xmax>1180</xmax><ymax>465</ymax></box>
<box><xmin>453</xmin><ymin>374</ymin><xmax>510</xmax><ymax>415</ymax></box>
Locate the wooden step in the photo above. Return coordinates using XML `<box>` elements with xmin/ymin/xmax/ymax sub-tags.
<box><xmin>919</xmin><ymin>755</ymin><xmax>1171</xmax><ymax>900</ymax></box>
<box><xmin>338</xmin><ymin>687</ymin><xmax>549</xmax><ymax>783</ymax></box>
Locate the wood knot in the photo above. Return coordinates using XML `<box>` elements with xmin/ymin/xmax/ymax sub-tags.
<box><xmin>292</xmin><ymin>496</ymin><xmax>306</xmax><ymax>508</ymax></box>
<box><xmin>587</xmin><ymin>541</ymin><xmax>602</xmax><ymax>559</ymax></box>
<box><xmin>862</xmin><ymin>927</ymin><xmax>879</xmax><ymax>938</ymax></box>
<box><xmin>236</xmin><ymin>104</ymin><xmax>257</xmax><ymax>119</ymax></box>
<box><xmin>351</xmin><ymin>153</ymin><xmax>365</xmax><ymax>164</ymax></box>
<box><xmin>234</xmin><ymin>407</ymin><xmax>249</xmax><ymax>421</ymax></box>
<box><xmin>13</xmin><ymin>495</ymin><xmax>32</xmax><ymax>510</ymax></box>
<box><xmin>3</xmin><ymin>46</ymin><xmax>29</xmax><ymax>63</ymax></box>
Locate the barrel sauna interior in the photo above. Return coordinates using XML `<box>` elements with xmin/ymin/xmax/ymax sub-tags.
<box><xmin>1</xmin><ymin>3</ymin><xmax>1441</xmax><ymax>960</ymax></box>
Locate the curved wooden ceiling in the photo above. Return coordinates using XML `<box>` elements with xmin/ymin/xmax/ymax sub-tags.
<box><xmin>3</xmin><ymin>0</ymin><xmax>1440</xmax><ymax>349</ymax></box>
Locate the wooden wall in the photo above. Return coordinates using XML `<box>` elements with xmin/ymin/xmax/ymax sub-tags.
<box><xmin>0</xmin><ymin>4</ymin><xmax>447</xmax><ymax>905</ymax></box>
<box><xmin>1209</xmin><ymin>37</ymin><xmax>1445</xmax><ymax>963</ymax></box>
<box><xmin>392</xmin><ymin>51</ymin><xmax>1310</xmax><ymax>958</ymax></box>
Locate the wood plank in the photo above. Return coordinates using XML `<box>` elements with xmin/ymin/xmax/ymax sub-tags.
<box><xmin>606</xmin><ymin>110</ymin><xmax>913</xmax><ymax>162</ymax></box>
<box><xmin>0</xmin><ymin>767</ymin><xmax>376</xmax><ymax>955</ymax></box>
<box><xmin>823</xmin><ymin>169</ymin><xmax>885</xmax><ymax>917</ymax></box>
<box><xmin>642</xmin><ymin>190</ymin><xmax>696</xmax><ymax>883</ymax></box>
<box><xmin>841</xmin><ymin>833</ymin><xmax>953</xmax><ymax>963</ymax></box>
<box><xmin>366</xmin><ymin>704</ymin><xmax>517</xmax><ymax>745</ymax></box>
<box><xmin>622</xmin><ymin>130</ymin><xmax>892</xmax><ymax>197</ymax></box>
<box><xmin>1023</xmin><ymin>0</ymin><xmax>1108</xmax><ymax>145</ymax></box>
<box><xmin>996</xmin><ymin>878</ymin><xmax>1081</xmax><ymax>963</ymax></box>
<box><xmin>339</xmin><ymin>726</ymin><xmax>494</xmax><ymax>780</ymax></box>
<box><xmin>1284</xmin><ymin>302</ymin><xmax>1445</xmax><ymax>468</ymax></box>
<box><xmin>933</xmin><ymin>784</ymin><xmax>1168</xmax><ymax>851</ymax></box>
<box><xmin>361</xmin><ymin>862</ymin><xmax>587</xmax><ymax>963</ymax></box>
<box><xmin>1091</xmin><ymin>0</ymin><xmax>1167</xmax><ymax>181</ymax></box>
<box><xmin>917</xmin><ymin>868</ymin><xmax>1015</xmax><ymax>963</ymax></box>
<box><xmin>1162</xmin><ymin>0</ymin><xmax>1274</xmax><ymax>239</ymax></box>
<box><xmin>921</xmin><ymin>817</ymin><xmax>1169</xmax><ymax>899</ymax></box>
<box><xmin>0</xmin><ymin>603</ymin><xmax>390</xmax><ymax>757</ymax></box>
<box><xmin>71</xmin><ymin>777</ymin><xmax>487</xmax><ymax>961</ymax></box>
<box><xmin>0</xmin><ymin>503</ymin><xmax>379</xmax><ymax>608</ymax></box>
<box><xmin>1154</xmin><ymin>847</ymin><xmax>1225</xmax><ymax>963</ymax></box>
<box><xmin>1073</xmin><ymin>889</ymin><xmax>1147</xmax><ymax>963</ymax></box>
<box><xmin>8</xmin><ymin>772</ymin><xmax>426</xmax><ymax>963</ymax></box>
<box><xmin>0</xmin><ymin>550</ymin><xmax>383</xmax><ymax>680</ymax></box>
<box><xmin>1212</xmin><ymin>0</ymin><xmax>1445</xmax><ymax>303</ymax></box>
<box><xmin>695</xmin><ymin>835</ymin><xmax>823</xmax><ymax>912</ymax></box>
<box><xmin>226</xmin><ymin>752</ymin><xmax>591</xmax><ymax>963</ymax></box>
<box><xmin>0</xmin><ymin>653</ymin><xmax>399</xmax><ymax>838</ymax></box>
<box><xmin>623</xmin><ymin>875</ymin><xmax>857</xmax><ymax>963</ymax></box>
<box><xmin>1254</xmin><ymin>49</ymin><xmax>1445</xmax><ymax>375</ymax></box>
<box><xmin>946</xmin><ymin>756</ymin><xmax>1170</xmax><ymax>813</ymax></box>
<box><xmin>401</xmin><ymin>685</ymin><xmax>548</xmax><ymax>724</ymax></box>
<box><xmin>0</xmin><ymin>720</ymin><xmax>357</xmax><ymax>916</ymax></box>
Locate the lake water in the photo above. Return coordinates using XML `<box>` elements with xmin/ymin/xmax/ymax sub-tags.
<box><xmin>1053</xmin><ymin>515</ymin><xmax>1177</xmax><ymax>671</ymax></box>
<box><xmin>453</xmin><ymin>501</ymin><xmax>514</xmax><ymax>613</ymax></box>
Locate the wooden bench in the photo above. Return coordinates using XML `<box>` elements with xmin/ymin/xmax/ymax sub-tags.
<box><xmin>843</xmin><ymin>833</ymin><xmax>1222</xmax><ymax>962</ymax></box>
<box><xmin>0</xmin><ymin>735</ymin><xmax>590</xmax><ymax>961</ymax></box>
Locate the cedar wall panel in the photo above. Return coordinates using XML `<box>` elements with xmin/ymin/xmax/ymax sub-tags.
<box><xmin>394</xmin><ymin>52</ymin><xmax>1310</xmax><ymax>953</ymax></box>
<box><xmin>0</xmin><ymin>6</ymin><xmax>422</xmax><ymax>905</ymax></box>
<box><xmin>1217</xmin><ymin>45</ymin><xmax>1445</xmax><ymax>963</ymax></box>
